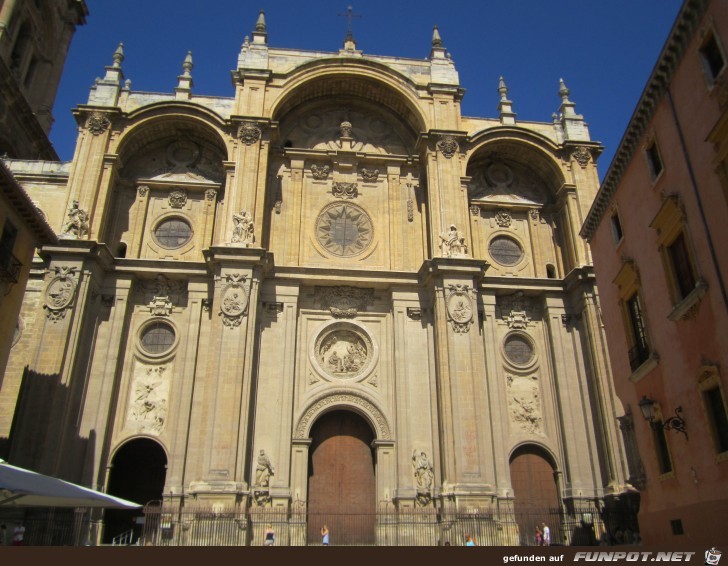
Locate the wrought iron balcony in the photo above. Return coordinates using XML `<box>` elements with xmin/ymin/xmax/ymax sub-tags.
<box><xmin>0</xmin><ymin>243</ymin><xmax>21</xmax><ymax>284</ymax></box>
<box><xmin>628</xmin><ymin>342</ymin><xmax>650</xmax><ymax>372</ymax></box>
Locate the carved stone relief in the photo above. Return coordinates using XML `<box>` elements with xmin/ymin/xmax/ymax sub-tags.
<box><xmin>231</xmin><ymin>210</ymin><xmax>254</xmax><ymax>246</ymax></box>
<box><xmin>43</xmin><ymin>266</ymin><xmax>78</xmax><ymax>321</ymax></box>
<box><xmin>315</xmin><ymin>285</ymin><xmax>374</xmax><ymax>318</ymax></box>
<box><xmin>137</xmin><ymin>185</ymin><xmax>149</xmax><ymax>197</ymax></box>
<box><xmin>218</xmin><ymin>273</ymin><xmax>250</xmax><ymax>328</ymax></box>
<box><xmin>314</xmin><ymin>322</ymin><xmax>373</xmax><ymax>380</ymax></box>
<box><xmin>205</xmin><ymin>189</ymin><xmax>217</xmax><ymax>201</ymax></box>
<box><xmin>506</xmin><ymin>374</ymin><xmax>543</xmax><ymax>435</ymax></box>
<box><xmin>128</xmin><ymin>365</ymin><xmax>169</xmax><ymax>434</ymax></box>
<box><xmin>237</xmin><ymin>121</ymin><xmax>262</xmax><ymax>145</ymax></box>
<box><xmin>311</xmin><ymin>164</ymin><xmax>331</xmax><ymax>180</ymax></box>
<box><xmin>332</xmin><ymin>182</ymin><xmax>358</xmax><ymax>199</ymax></box>
<box><xmin>360</xmin><ymin>168</ymin><xmax>379</xmax><ymax>182</ymax></box>
<box><xmin>412</xmin><ymin>449</ymin><xmax>434</xmax><ymax>507</ymax></box>
<box><xmin>141</xmin><ymin>275</ymin><xmax>187</xmax><ymax>316</ymax></box>
<box><xmin>468</xmin><ymin>161</ymin><xmax>548</xmax><ymax>206</ymax></box>
<box><xmin>168</xmin><ymin>189</ymin><xmax>187</xmax><ymax>209</ymax></box>
<box><xmin>572</xmin><ymin>146</ymin><xmax>592</xmax><ymax>168</ymax></box>
<box><xmin>436</xmin><ymin>135</ymin><xmax>459</xmax><ymax>159</ymax></box>
<box><xmin>495</xmin><ymin>209</ymin><xmax>512</xmax><ymax>228</ymax></box>
<box><xmin>60</xmin><ymin>200</ymin><xmax>89</xmax><ymax>238</ymax></box>
<box><xmin>445</xmin><ymin>284</ymin><xmax>473</xmax><ymax>333</ymax></box>
<box><xmin>279</xmin><ymin>109</ymin><xmax>412</xmax><ymax>155</ymax></box>
<box><xmin>86</xmin><ymin>112</ymin><xmax>111</xmax><ymax>135</ymax></box>
<box><xmin>439</xmin><ymin>225</ymin><xmax>467</xmax><ymax>257</ymax></box>
<box><xmin>497</xmin><ymin>292</ymin><xmax>536</xmax><ymax>328</ymax></box>
<box><xmin>295</xmin><ymin>392</ymin><xmax>391</xmax><ymax>439</ymax></box>
<box><xmin>315</xmin><ymin>203</ymin><xmax>373</xmax><ymax>257</ymax></box>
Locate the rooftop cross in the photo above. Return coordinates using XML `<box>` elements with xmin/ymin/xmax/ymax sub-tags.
<box><xmin>338</xmin><ymin>5</ymin><xmax>362</xmax><ymax>41</ymax></box>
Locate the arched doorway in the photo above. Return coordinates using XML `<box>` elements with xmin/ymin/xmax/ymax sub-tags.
<box><xmin>307</xmin><ymin>410</ymin><xmax>376</xmax><ymax>545</ymax></box>
<box><xmin>103</xmin><ymin>438</ymin><xmax>167</xmax><ymax>544</ymax></box>
<box><xmin>509</xmin><ymin>445</ymin><xmax>560</xmax><ymax>546</ymax></box>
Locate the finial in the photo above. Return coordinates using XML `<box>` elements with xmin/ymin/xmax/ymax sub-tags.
<box><xmin>112</xmin><ymin>43</ymin><xmax>124</xmax><ymax>68</ymax></box>
<box><xmin>243</xmin><ymin>35</ymin><xmax>250</xmax><ymax>47</ymax></box>
<box><xmin>432</xmin><ymin>25</ymin><xmax>443</xmax><ymax>48</ymax></box>
<box><xmin>558</xmin><ymin>78</ymin><xmax>570</xmax><ymax>102</ymax></box>
<box><xmin>498</xmin><ymin>76</ymin><xmax>508</xmax><ymax>101</ymax></box>
<box><xmin>255</xmin><ymin>10</ymin><xmax>266</xmax><ymax>32</ymax></box>
<box><xmin>182</xmin><ymin>51</ymin><xmax>193</xmax><ymax>76</ymax></box>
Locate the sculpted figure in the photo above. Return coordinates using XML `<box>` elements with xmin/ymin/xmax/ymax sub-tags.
<box><xmin>232</xmin><ymin>210</ymin><xmax>254</xmax><ymax>245</ymax></box>
<box><xmin>255</xmin><ymin>449</ymin><xmax>274</xmax><ymax>487</ymax></box>
<box><xmin>61</xmin><ymin>200</ymin><xmax>89</xmax><ymax>237</ymax></box>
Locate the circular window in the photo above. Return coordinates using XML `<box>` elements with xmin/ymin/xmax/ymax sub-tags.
<box><xmin>316</xmin><ymin>203</ymin><xmax>373</xmax><ymax>257</ymax></box>
<box><xmin>489</xmin><ymin>236</ymin><xmax>524</xmax><ymax>266</ymax></box>
<box><xmin>504</xmin><ymin>334</ymin><xmax>535</xmax><ymax>365</ymax></box>
<box><xmin>154</xmin><ymin>217</ymin><xmax>192</xmax><ymax>248</ymax></box>
<box><xmin>140</xmin><ymin>321</ymin><xmax>176</xmax><ymax>355</ymax></box>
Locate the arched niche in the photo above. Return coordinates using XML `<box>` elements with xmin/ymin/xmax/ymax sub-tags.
<box><xmin>466</xmin><ymin>137</ymin><xmax>573</xmax><ymax>277</ymax></box>
<box><xmin>104</xmin><ymin>114</ymin><xmax>227</xmax><ymax>261</ymax></box>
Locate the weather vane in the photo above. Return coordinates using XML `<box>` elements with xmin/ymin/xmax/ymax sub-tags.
<box><xmin>338</xmin><ymin>5</ymin><xmax>362</xmax><ymax>40</ymax></box>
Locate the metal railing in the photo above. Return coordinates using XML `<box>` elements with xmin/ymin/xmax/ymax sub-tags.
<box><xmin>112</xmin><ymin>528</ymin><xmax>135</xmax><ymax>546</ymax></box>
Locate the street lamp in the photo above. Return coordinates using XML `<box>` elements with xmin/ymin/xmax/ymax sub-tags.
<box><xmin>637</xmin><ymin>396</ymin><xmax>688</xmax><ymax>439</ymax></box>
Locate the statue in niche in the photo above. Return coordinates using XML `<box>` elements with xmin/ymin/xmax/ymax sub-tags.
<box><xmin>412</xmin><ymin>450</ymin><xmax>434</xmax><ymax>506</ymax></box>
<box><xmin>231</xmin><ymin>210</ymin><xmax>254</xmax><ymax>246</ymax></box>
<box><xmin>61</xmin><ymin>200</ymin><xmax>89</xmax><ymax>238</ymax></box>
<box><xmin>439</xmin><ymin>224</ymin><xmax>467</xmax><ymax>257</ymax></box>
<box><xmin>255</xmin><ymin>449</ymin><xmax>274</xmax><ymax>487</ymax></box>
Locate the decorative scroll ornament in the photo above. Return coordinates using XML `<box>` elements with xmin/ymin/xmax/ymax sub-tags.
<box><xmin>143</xmin><ymin>275</ymin><xmax>187</xmax><ymax>317</ymax></box>
<box><xmin>470</xmin><ymin>204</ymin><xmax>481</xmax><ymax>217</ymax></box>
<box><xmin>44</xmin><ymin>266</ymin><xmax>78</xmax><ymax>321</ymax></box>
<box><xmin>529</xmin><ymin>208</ymin><xmax>540</xmax><ymax>221</ymax></box>
<box><xmin>311</xmin><ymin>164</ymin><xmax>331</xmax><ymax>180</ymax></box>
<box><xmin>219</xmin><ymin>273</ymin><xmax>249</xmax><ymax>328</ymax></box>
<box><xmin>498</xmin><ymin>292</ymin><xmax>533</xmax><ymax>329</ymax></box>
<box><xmin>446</xmin><ymin>284</ymin><xmax>473</xmax><ymax>333</ymax></box>
<box><xmin>315</xmin><ymin>285</ymin><xmax>374</xmax><ymax>318</ymax></box>
<box><xmin>360</xmin><ymin>168</ymin><xmax>379</xmax><ymax>182</ymax></box>
<box><xmin>86</xmin><ymin>112</ymin><xmax>111</xmax><ymax>135</ymax></box>
<box><xmin>412</xmin><ymin>450</ymin><xmax>434</xmax><ymax>507</ymax></box>
<box><xmin>205</xmin><ymin>189</ymin><xmax>217</xmax><ymax>201</ymax></box>
<box><xmin>495</xmin><ymin>209</ymin><xmax>512</xmax><ymax>228</ymax></box>
<box><xmin>237</xmin><ymin>121</ymin><xmax>262</xmax><ymax>145</ymax></box>
<box><xmin>169</xmin><ymin>189</ymin><xmax>187</xmax><ymax>209</ymax></box>
<box><xmin>572</xmin><ymin>146</ymin><xmax>591</xmax><ymax>168</ymax></box>
<box><xmin>61</xmin><ymin>200</ymin><xmax>89</xmax><ymax>238</ymax></box>
<box><xmin>137</xmin><ymin>185</ymin><xmax>149</xmax><ymax>197</ymax></box>
<box><xmin>436</xmin><ymin>135</ymin><xmax>459</xmax><ymax>159</ymax></box>
<box><xmin>332</xmin><ymin>182</ymin><xmax>358</xmax><ymax>199</ymax></box>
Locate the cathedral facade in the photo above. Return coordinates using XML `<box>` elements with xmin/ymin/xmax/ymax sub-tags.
<box><xmin>0</xmin><ymin>12</ymin><xmax>635</xmax><ymax>545</ymax></box>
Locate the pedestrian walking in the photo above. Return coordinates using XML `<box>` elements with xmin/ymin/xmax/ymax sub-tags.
<box><xmin>321</xmin><ymin>524</ymin><xmax>330</xmax><ymax>546</ymax></box>
<box><xmin>264</xmin><ymin>523</ymin><xmax>275</xmax><ymax>546</ymax></box>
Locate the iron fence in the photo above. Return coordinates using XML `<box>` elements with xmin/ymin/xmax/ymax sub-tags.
<box><xmin>0</xmin><ymin>500</ymin><xmax>639</xmax><ymax>546</ymax></box>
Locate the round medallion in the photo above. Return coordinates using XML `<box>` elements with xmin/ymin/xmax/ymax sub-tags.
<box><xmin>46</xmin><ymin>275</ymin><xmax>76</xmax><ymax>310</ymax></box>
<box><xmin>221</xmin><ymin>282</ymin><xmax>249</xmax><ymax>317</ymax></box>
<box><xmin>315</xmin><ymin>203</ymin><xmax>373</xmax><ymax>257</ymax></box>
<box><xmin>446</xmin><ymin>291</ymin><xmax>473</xmax><ymax>325</ymax></box>
<box><xmin>313</xmin><ymin>322</ymin><xmax>375</xmax><ymax>380</ymax></box>
<box><xmin>485</xmin><ymin>163</ymin><xmax>514</xmax><ymax>187</ymax></box>
<box><xmin>166</xmin><ymin>140</ymin><xmax>200</xmax><ymax>167</ymax></box>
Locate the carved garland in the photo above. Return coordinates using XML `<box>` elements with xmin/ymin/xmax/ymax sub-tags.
<box><xmin>315</xmin><ymin>285</ymin><xmax>374</xmax><ymax>318</ymax></box>
<box><xmin>295</xmin><ymin>392</ymin><xmax>391</xmax><ymax>439</ymax></box>
<box><xmin>311</xmin><ymin>164</ymin><xmax>331</xmax><ymax>180</ymax></box>
<box><xmin>332</xmin><ymin>182</ymin><xmax>358</xmax><ymax>199</ymax></box>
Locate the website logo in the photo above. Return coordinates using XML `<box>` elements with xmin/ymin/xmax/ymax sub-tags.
<box><xmin>706</xmin><ymin>548</ymin><xmax>721</xmax><ymax>566</ymax></box>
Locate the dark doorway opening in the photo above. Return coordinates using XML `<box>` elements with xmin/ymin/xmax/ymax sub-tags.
<box><xmin>307</xmin><ymin>410</ymin><xmax>376</xmax><ymax>545</ymax></box>
<box><xmin>103</xmin><ymin>438</ymin><xmax>167</xmax><ymax>544</ymax></box>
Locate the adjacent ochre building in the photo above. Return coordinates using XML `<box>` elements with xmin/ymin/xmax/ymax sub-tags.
<box><xmin>1</xmin><ymin>11</ymin><xmax>635</xmax><ymax>545</ymax></box>
<box><xmin>582</xmin><ymin>0</ymin><xmax>728</xmax><ymax>547</ymax></box>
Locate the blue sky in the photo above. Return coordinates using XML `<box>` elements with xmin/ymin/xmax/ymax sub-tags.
<box><xmin>51</xmin><ymin>1</ymin><xmax>683</xmax><ymax>181</ymax></box>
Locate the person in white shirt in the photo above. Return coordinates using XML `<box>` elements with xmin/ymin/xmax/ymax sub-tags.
<box><xmin>541</xmin><ymin>522</ymin><xmax>551</xmax><ymax>546</ymax></box>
